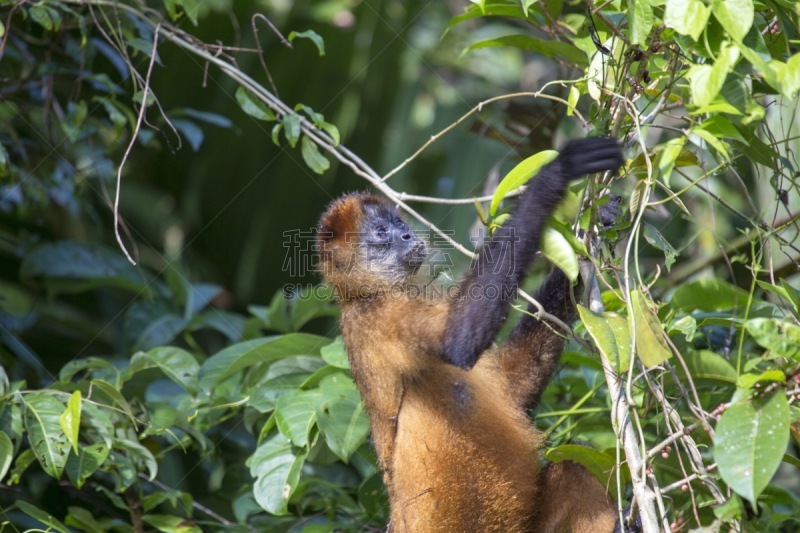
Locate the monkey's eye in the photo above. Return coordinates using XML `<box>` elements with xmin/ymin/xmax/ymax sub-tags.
<box><xmin>374</xmin><ymin>225</ymin><xmax>388</xmax><ymax>239</ymax></box>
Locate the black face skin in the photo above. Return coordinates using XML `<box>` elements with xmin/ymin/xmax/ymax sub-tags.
<box><xmin>360</xmin><ymin>203</ymin><xmax>427</xmax><ymax>280</ymax></box>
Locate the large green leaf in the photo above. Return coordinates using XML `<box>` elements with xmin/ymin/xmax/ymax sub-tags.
<box><xmin>630</xmin><ymin>290</ymin><xmax>671</xmax><ymax>368</ymax></box>
<box><xmin>16</xmin><ymin>500</ymin><xmax>69</xmax><ymax>533</ymax></box>
<box><xmin>670</xmin><ymin>278</ymin><xmax>750</xmax><ymax>312</ymax></box>
<box><xmin>715</xmin><ymin>393</ymin><xmax>790</xmax><ymax>505</ymax></box>
<box><xmin>680</xmin><ymin>350</ymin><xmax>738</xmax><ymax>383</ymax></box>
<box><xmin>200</xmin><ymin>334</ymin><xmax>331</xmax><ymax>390</ymax></box>
<box><xmin>23</xmin><ymin>392</ymin><xmax>70</xmax><ymax>478</ymax></box>
<box><xmin>628</xmin><ymin>0</ymin><xmax>654</xmax><ymax>46</ymax></box>
<box><xmin>545</xmin><ymin>444</ymin><xmax>628</xmax><ymax>488</ymax></box>
<box><xmin>745</xmin><ymin>319</ymin><xmax>800</xmax><ymax>359</ymax></box>
<box><xmin>665</xmin><ymin>0</ymin><xmax>712</xmax><ymax>41</ymax></box>
<box><xmin>712</xmin><ymin>0</ymin><xmax>754</xmax><ymax>41</ymax></box>
<box><xmin>129</xmin><ymin>347</ymin><xmax>200</xmax><ymax>394</ymax></box>
<box><xmin>541</xmin><ymin>227</ymin><xmax>579</xmax><ymax>282</ymax></box>
<box><xmin>20</xmin><ymin>241</ymin><xmax>148</xmax><ymax>294</ymax></box>
<box><xmin>250</xmin><ymin>433</ymin><xmax>308</xmax><ymax>515</ymax></box>
<box><xmin>464</xmin><ymin>35</ymin><xmax>587</xmax><ymax>67</ymax></box>
<box><xmin>65</xmin><ymin>443</ymin><xmax>110</xmax><ymax>489</ymax></box>
<box><xmin>275</xmin><ymin>389</ymin><xmax>320</xmax><ymax>448</ymax></box>
<box><xmin>577</xmin><ymin>305</ymin><xmax>632</xmax><ymax>373</ymax></box>
<box><xmin>315</xmin><ymin>374</ymin><xmax>370</xmax><ymax>462</ymax></box>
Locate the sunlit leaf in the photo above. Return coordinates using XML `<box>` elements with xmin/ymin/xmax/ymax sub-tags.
<box><xmin>577</xmin><ymin>305</ymin><xmax>632</xmax><ymax>373</ymax></box>
<box><xmin>251</xmin><ymin>433</ymin><xmax>307</xmax><ymax>515</ymax></box>
<box><xmin>490</xmin><ymin>150</ymin><xmax>558</xmax><ymax>216</ymax></box>
<box><xmin>665</xmin><ymin>0</ymin><xmax>711</xmax><ymax>41</ymax></box>
<box><xmin>746</xmin><ymin>319</ymin><xmax>800</xmax><ymax>359</ymax></box>
<box><xmin>23</xmin><ymin>393</ymin><xmax>70</xmax><ymax>479</ymax></box>
<box><xmin>712</xmin><ymin>0</ymin><xmax>754</xmax><ymax>41</ymax></box>
<box><xmin>715</xmin><ymin>393</ymin><xmax>790</xmax><ymax>505</ymax></box>
<box><xmin>59</xmin><ymin>391</ymin><xmax>81</xmax><ymax>455</ymax></box>
<box><xmin>288</xmin><ymin>30</ymin><xmax>326</xmax><ymax>56</ymax></box>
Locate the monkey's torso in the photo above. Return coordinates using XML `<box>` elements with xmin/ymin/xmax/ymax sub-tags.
<box><xmin>341</xmin><ymin>294</ymin><xmax>544</xmax><ymax>532</ymax></box>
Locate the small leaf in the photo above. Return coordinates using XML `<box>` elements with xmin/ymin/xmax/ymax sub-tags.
<box><xmin>541</xmin><ymin>227</ymin><xmax>579</xmax><ymax>282</ymax></box>
<box><xmin>630</xmin><ymin>289</ymin><xmax>671</xmax><ymax>368</ymax></box>
<box><xmin>0</xmin><ymin>431</ymin><xmax>12</xmax><ymax>483</ymax></box>
<box><xmin>577</xmin><ymin>305</ymin><xmax>632</xmax><ymax>373</ymax></box>
<box><xmin>301</xmin><ymin>136</ymin><xmax>331</xmax><ymax>174</ymax></box>
<box><xmin>657</xmin><ymin>136</ymin><xmax>685</xmax><ymax>187</ymax></box>
<box><xmin>490</xmin><ymin>150</ymin><xmax>558</xmax><ymax>216</ymax></box>
<box><xmin>642</xmin><ymin>224</ymin><xmax>678</xmax><ymax>271</ymax></box>
<box><xmin>28</xmin><ymin>4</ymin><xmax>62</xmax><ymax>31</ymax></box>
<box><xmin>283</xmin><ymin>114</ymin><xmax>301</xmax><ymax>148</ymax></box>
<box><xmin>142</xmin><ymin>514</ymin><xmax>202</xmax><ymax>533</ymax></box>
<box><xmin>320</xmin><ymin>336</ymin><xmax>350</xmax><ymax>369</ymax></box>
<box><xmin>288</xmin><ymin>30</ymin><xmax>326</xmax><ymax>56</ymax></box>
<box><xmin>680</xmin><ymin>350</ymin><xmax>738</xmax><ymax>383</ymax></box>
<box><xmin>567</xmin><ymin>85</ymin><xmax>579</xmax><ymax>117</ymax></box>
<box><xmin>235</xmin><ymin>87</ymin><xmax>276</xmax><ymax>121</ymax></box>
<box><xmin>745</xmin><ymin>319</ymin><xmax>800</xmax><ymax>359</ymax></box>
<box><xmin>59</xmin><ymin>391</ymin><xmax>82</xmax><ymax>454</ymax></box>
<box><xmin>715</xmin><ymin>393</ymin><xmax>790</xmax><ymax>505</ymax></box>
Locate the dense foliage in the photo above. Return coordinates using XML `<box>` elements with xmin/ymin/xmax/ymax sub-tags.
<box><xmin>0</xmin><ymin>0</ymin><xmax>798</xmax><ymax>531</ymax></box>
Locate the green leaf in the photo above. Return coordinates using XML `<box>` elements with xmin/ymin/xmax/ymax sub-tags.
<box><xmin>315</xmin><ymin>374</ymin><xmax>370</xmax><ymax>462</ymax></box>
<box><xmin>283</xmin><ymin>114</ymin><xmax>301</xmax><ymax>148</ymax></box>
<box><xmin>16</xmin><ymin>500</ymin><xmax>69</xmax><ymax>533</ymax></box>
<box><xmin>142</xmin><ymin>514</ymin><xmax>202</xmax><ymax>533</ymax></box>
<box><xmin>250</xmin><ymin>433</ymin><xmax>308</xmax><ymax>515</ymax></box>
<box><xmin>697</xmin><ymin>115</ymin><xmax>747</xmax><ymax>143</ymax></box>
<box><xmin>320</xmin><ymin>336</ymin><xmax>350</xmax><ymax>369</ymax></box>
<box><xmin>21</xmin><ymin>241</ymin><xmax>148</xmax><ymax>294</ymax></box>
<box><xmin>541</xmin><ymin>227</ymin><xmax>579</xmax><ymax>282</ymax></box>
<box><xmin>275</xmin><ymin>389</ymin><xmax>320</xmax><ymax>448</ymax></box>
<box><xmin>630</xmin><ymin>290</ymin><xmax>671</xmax><ymax>368</ymax></box>
<box><xmin>90</xmin><ymin>379</ymin><xmax>138</xmax><ymax>426</ymax></box>
<box><xmin>688</xmin><ymin>43</ymin><xmax>740</xmax><ymax>108</ymax></box>
<box><xmin>464</xmin><ymin>35</ymin><xmax>587</xmax><ymax>67</ymax></box>
<box><xmin>670</xmin><ymin>278</ymin><xmax>750</xmax><ymax>312</ymax></box>
<box><xmin>681</xmin><ymin>350</ymin><xmax>738</xmax><ymax>383</ymax></box>
<box><xmin>715</xmin><ymin>393</ymin><xmax>790</xmax><ymax>505</ymax></box>
<box><xmin>0</xmin><ymin>430</ymin><xmax>12</xmax><ymax>483</ymax></box>
<box><xmin>545</xmin><ymin>444</ymin><xmax>628</xmax><ymax>487</ymax></box>
<box><xmin>200</xmin><ymin>334</ymin><xmax>329</xmax><ymax>390</ymax></box>
<box><xmin>657</xmin><ymin>136</ymin><xmax>685</xmax><ymax>187</ymax></box>
<box><xmin>777</xmin><ymin>53</ymin><xmax>800</xmax><ymax>98</ymax></box>
<box><xmin>65</xmin><ymin>443</ymin><xmax>109</xmax><ymax>489</ymax></box>
<box><xmin>301</xmin><ymin>136</ymin><xmax>331</xmax><ymax>174</ymax></box>
<box><xmin>745</xmin><ymin>319</ymin><xmax>800</xmax><ymax>359</ymax></box>
<box><xmin>235</xmin><ymin>87</ymin><xmax>276</xmax><ymax>121</ymax></box>
<box><xmin>665</xmin><ymin>0</ymin><xmax>711</xmax><ymax>41</ymax></box>
<box><xmin>59</xmin><ymin>390</ymin><xmax>81</xmax><ymax>454</ymax></box>
<box><xmin>115</xmin><ymin>438</ymin><xmax>158</xmax><ymax>481</ymax></box>
<box><xmin>23</xmin><ymin>393</ymin><xmax>70</xmax><ymax>478</ymax></box>
<box><xmin>490</xmin><ymin>150</ymin><xmax>558</xmax><ymax>216</ymax></box>
<box><xmin>129</xmin><ymin>347</ymin><xmax>200</xmax><ymax>394</ymax></box>
<box><xmin>28</xmin><ymin>4</ymin><xmax>62</xmax><ymax>31</ymax></box>
<box><xmin>712</xmin><ymin>0</ymin><xmax>754</xmax><ymax>41</ymax></box>
<box><xmin>65</xmin><ymin>506</ymin><xmax>106</xmax><ymax>533</ymax></box>
<box><xmin>628</xmin><ymin>0</ymin><xmax>654</xmax><ymax>46</ymax></box>
<box><xmin>577</xmin><ymin>306</ymin><xmax>632</xmax><ymax>373</ymax></box>
<box><xmin>288</xmin><ymin>30</ymin><xmax>326</xmax><ymax>56</ymax></box>
<box><xmin>642</xmin><ymin>224</ymin><xmax>678</xmax><ymax>271</ymax></box>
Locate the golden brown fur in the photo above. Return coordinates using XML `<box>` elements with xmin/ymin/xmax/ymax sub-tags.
<box><xmin>318</xmin><ymin>193</ymin><xmax>618</xmax><ymax>532</ymax></box>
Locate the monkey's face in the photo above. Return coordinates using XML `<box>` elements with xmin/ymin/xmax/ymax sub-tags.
<box><xmin>360</xmin><ymin>204</ymin><xmax>427</xmax><ymax>281</ymax></box>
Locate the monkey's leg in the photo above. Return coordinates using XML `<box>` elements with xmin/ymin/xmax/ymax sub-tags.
<box><xmin>536</xmin><ymin>460</ymin><xmax>617</xmax><ymax>533</ymax></box>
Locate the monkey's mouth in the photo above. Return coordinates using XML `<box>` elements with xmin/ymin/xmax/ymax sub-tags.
<box><xmin>404</xmin><ymin>243</ymin><xmax>427</xmax><ymax>268</ymax></box>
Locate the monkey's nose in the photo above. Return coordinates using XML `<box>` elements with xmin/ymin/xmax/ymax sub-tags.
<box><xmin>401</xmin><ymin>232</ymin><xmax>412</xmax><ymax>241</ymax></box>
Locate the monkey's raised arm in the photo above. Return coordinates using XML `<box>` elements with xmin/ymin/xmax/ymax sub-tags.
<box><xmin>441</xmin><ymin>137</ymin><xmax>623</xmax><ymax>370</ymax></box>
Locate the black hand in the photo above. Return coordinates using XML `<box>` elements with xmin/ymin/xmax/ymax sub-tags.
<box><xmin>560</xmin><ymin>137</ymin><xmax>624</xmax><ymax>178</ymax></box>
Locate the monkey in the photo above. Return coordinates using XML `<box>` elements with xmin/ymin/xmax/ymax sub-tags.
<box><xmin>316</xmin><ymin>137</ymin><xmax>627</xmax><ymax>532</ymax></box>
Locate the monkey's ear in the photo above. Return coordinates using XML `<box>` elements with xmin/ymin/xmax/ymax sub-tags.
<box><xmin>317</xmin><ymin>193</ymin><xmax>367</xmax><ymax>244</ymax></box>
